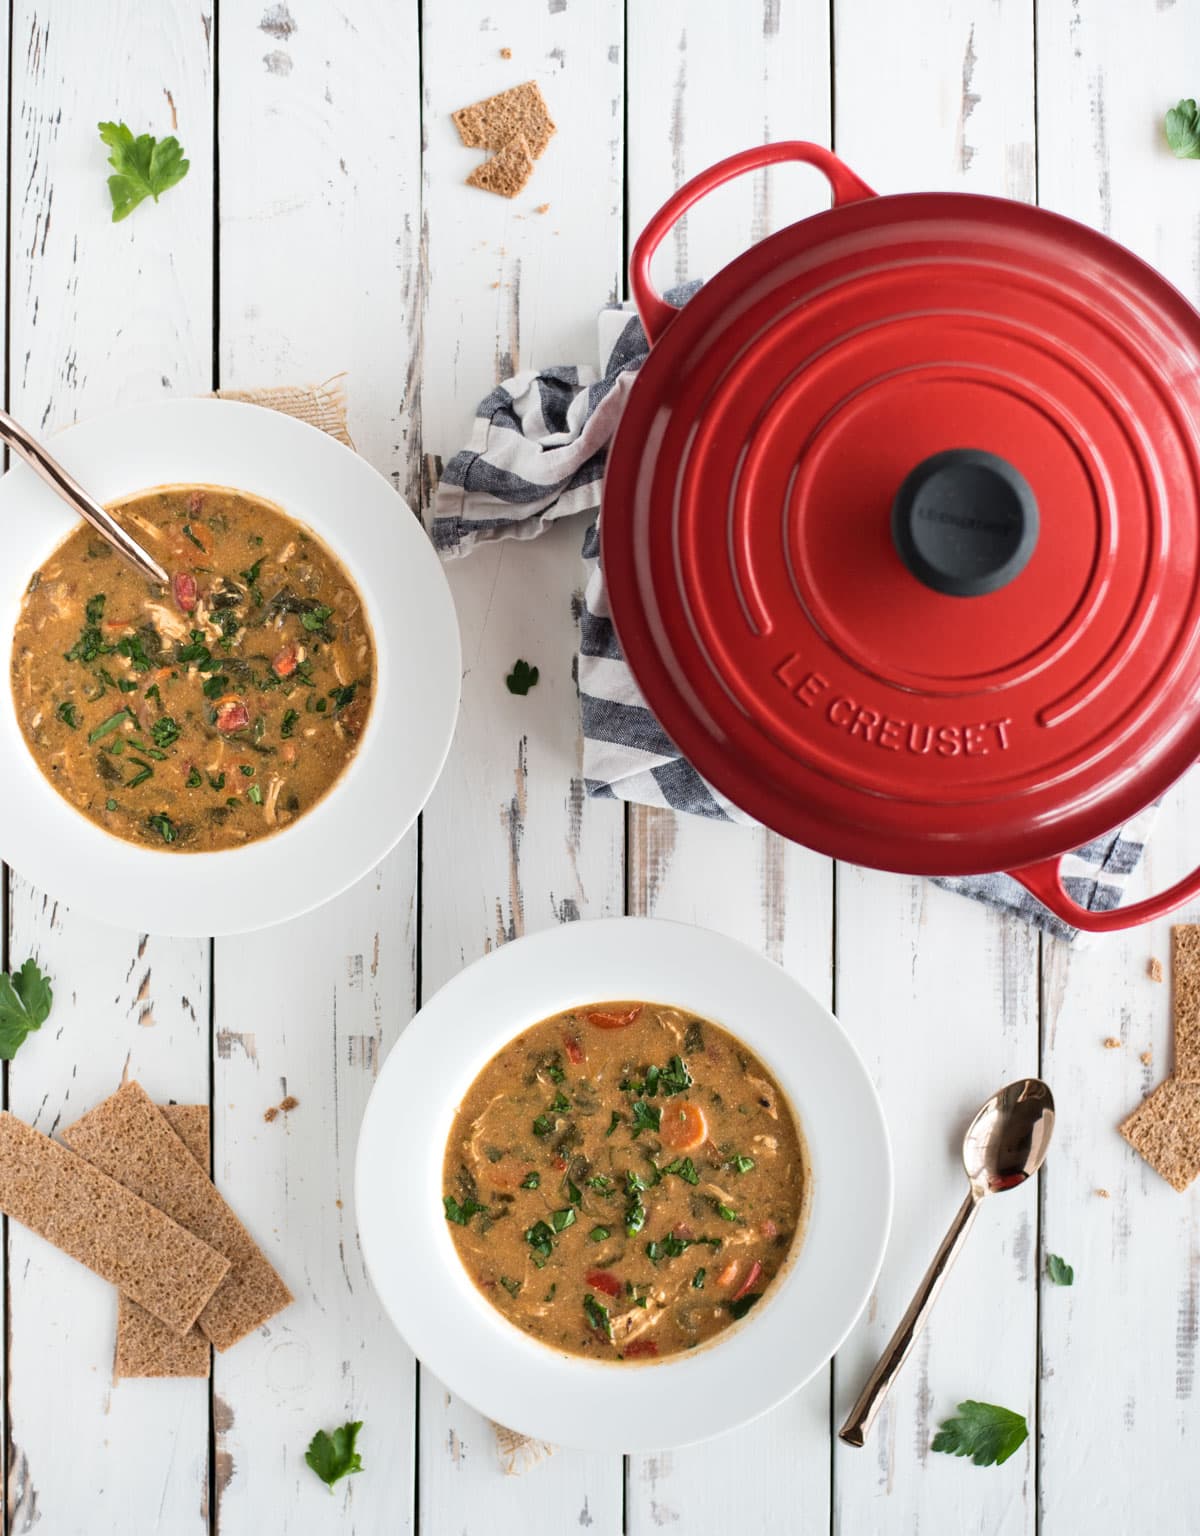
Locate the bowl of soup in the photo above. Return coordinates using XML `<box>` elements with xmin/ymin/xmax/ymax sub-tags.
<box><xmin>0</xmin><ymin>397</ymin><xmax>460</xmax><ymax>935</ymax></box>
<box><xmin>355</xmin><ymin>917</ymin><xmax>892</xmax><ymax>1452</ymax></box>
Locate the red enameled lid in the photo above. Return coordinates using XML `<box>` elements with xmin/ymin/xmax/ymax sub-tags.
<box><xmin>602</xmin><ymin>143</ymin><xmax>1200</xmax><ymax>877</ymax></box>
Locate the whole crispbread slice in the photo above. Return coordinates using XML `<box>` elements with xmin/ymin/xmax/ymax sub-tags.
<box><xmin>1119</xmin><ymin>1077</ymin><xmax>1200</xmax><ymax>1191</ymax></box>
<box><xmin>115</xmin><ymin>1105</ymin><xmax>212</xmax><ymax>1380</ymax></box>
<box><xmin>64</xmin><ymin>1081</ymin><xmax>292</xmax><ymax>1352</ymax></box>
<box><xmin>0</xmin><ymin>1112</ymin><xmax>228</xmax><ymax>1335</ymax></box>
<box><xmin>466</xmin><ymin>135</ymin><xmax>536</xmax><ymax>199</ymax></box>
<box><xmin>452</xmin><ymin>80</ymin><xmax>556</xmax><ymax>158</ymax></box>
<box><xmin>1173</xmin><ymin>926</ymin><xmax>1200</xmax><ymax>1080</ymax></box>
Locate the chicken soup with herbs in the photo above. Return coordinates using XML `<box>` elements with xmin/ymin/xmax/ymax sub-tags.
<box><xmin>11</xmin><ymin>484</ymin><xmax>373</xmax><ymax>852</ymax></box>
<box><xmin>442</xmin><ymin>1002</ymin><xmax>807</xmax><ymax>1361</ymax></box>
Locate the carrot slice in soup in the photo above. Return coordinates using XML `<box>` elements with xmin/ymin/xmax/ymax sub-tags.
<box><xmin>586</xmin><ymin>1006</ymin><xmax>643</xmax><ymax>1030</ymax></box>
<box><xmin>659</xmin><ymin>1100</ymin><xmax>708</xmax><ymax>1151</ymax></box>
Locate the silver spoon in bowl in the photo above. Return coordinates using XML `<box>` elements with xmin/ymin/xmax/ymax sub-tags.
<box><xmin>0</xmin><ymin>408</ymin><xmax>168</xmax><ymax>585</ymax></box>
<box><xmin>838</xmin><ymin>1077</ymin><xmax>1055</xmax><ymax>1448</ymax></box>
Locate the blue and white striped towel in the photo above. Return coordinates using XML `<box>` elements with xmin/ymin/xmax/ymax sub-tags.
<box><xmin>431</xmin><ymin>288</ymin><xmax>1157</xmax><ymax>941</ymax></box>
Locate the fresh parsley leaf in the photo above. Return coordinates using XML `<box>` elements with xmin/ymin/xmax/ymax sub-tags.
<box><xmin>733</xmin><ymin>1154</ymin><xmax>755</xmax><ymax>1174</ymax></box>
<box><xmin>564</xmin><ymin>1178</ymin><xmax>582</xmax><ymax>1206</ymax></box>
<box><xmin>86</xmin><ymin>593</ymin><xmax>106</xmax><ymax>626</ymax></box>
<box><xmin>329</xmin><ymin>683</ymin><xmax>357</xmax><ymax>712</ymax></box>
<box><xmin>304</xmin><ymin>1420</ymin><xmax>363</xmax><ymax>1491</ymax></box>
<box><xmin>281</xmin><ymin>708</ymin><xmax>299</xmax><ymax>739</ymax></box>
<box><xmin>583</xmin><ymin>1292</ymin><xmax>613</xmax><ymax>1340</ymax></box>
<box><xmin>549</xmin><ymin>1091</ymin><xmax>570</xmax><ymax>1114</ymax></box>
<box><xmin>544</xmin><ymin>1059</ymin><xmax>566</xmax><ymax>1084</ymax></box>
<box><xmin>931</xmin><ymin>1401</ymin><xmax>1029</xmax><ymax>1468</ymax></box>
<box><xmin>716</xmin><ymin>1203</ymin><xmax>739</xmax><ymax>1222</ymax></box>
<box><xmin>98</xmin><ymin>120</ymin><xmax>190</xmax><ymax>222</ymax></box>
<box><xmin>0</xmin><ymin>958</ymin><xmax>53</xmax><ymax>1060</ymax></box>
<box><xmin>208</xmin><ymin>771</ymin><xmax>226</xmax><ymax>790</ymax></box>
<box><xmin>521</xmin><ymin>1171</ymin><xmax>541</xmax><ymax>1190</ymax></box>
<box><xmin>186</xmin><ymin>766</ymin><xmax>203</xmax><ymax>788</ymax></box>
<box><xmin>625</xmin><ymin>1187</ymin><xmax>646</xmax><ymax>1237</ymax></box>
<box><xmin>658</xmin><ymin>1055</ymin><xmax>692</xmax><ymax>1096</ymax></box>
<box><xmin>202</xmin><ymin>674</ymin><xmax>230</xmax><ymax>699</ymax></box>
<box><xmin>550</xmin><ymin>1207</ymin><xmax>576</xmax><ymax>1233</ymax></box>
<box><xmin>116</xmin><ymin>632</ymin><xmax>156</xmax><ymax>671</ymax></box>
<box><xmin>630</xmin><ymin>1100</ymin><xmax>661</xmax><ymax>1138</ymax></box>
<box><xmin>525</xmin><ymin>1219</ymin><xmax>555</xmax><ymax>1265</ymax></box>
<box><xmin>692</xmin><ymin>1267</ymin><xmax>706</xmax><ymax>1289</ymax></box>
<box><xmin>663</xmin><ymin>1156</ymin><xmax>699</xmax><ymax>1186</ymax></box>
<box><xmin>151</xmin><ymin>716</ymin><xmax>180</xmax><ymax>749</ymax></box>
<box><xmin>1166</xmin><ymin>98</ymin><xmax>1200</xmax><ymax>159</ymax></box>
<box><xmin>589</xmin><ymin>1225</ymin><xmax>611</xmax><ymax>1242</ymax></box>
<box><xmin>55</xmin><ymin>701</ymin><xmax>79</xmax><ymax>729</ymax></box>
<box><xmin>443</xmin><ymin>1194</ymin><xmax>488</xmax><ymax>1226</ymax></box>
<box><xmin>301</xmin><ymin>604</ymin><xmax>334</xmax><ymax>632</ymax></box>
<box><xmin>88</xmin><ymin>708</ymin><xmax>133</xmax><ymax>744</ymax></box>
<box><xmin>605</xmin><ymin>1110</ymin><xmax>622</xmax><ymax>1137</ymax></box>
<box><xmin>505</xmin><ymin>658</ymin><xmax>539</xmax><ymax>696</ymax></box>
<box><xmin>532</xmin><ymin>1113</ymin><xmax>553</xmax><ymax>1137</ymax></box>
<box><xmin>181</xmin><ymin>523</ymin><xmax>206</xmax><ymax>551</ymax></box>
<box><xmin>646</xmin><ymin>1233</ymin><xmax>721</xmax><ymax>1264</ymax></box>
<box><xmin>126</xmin><ymin>757</ymin><xmax>154</xmax><ymax>788</ymax></box>
<box><xmin>240</xmin><ymin>559</ymin><xmax>264</xmax><ymax>586</ymax></box>
<box><xmin>147</xmin><ymin>812</ymin><xmax>177</xmax><ymax>844</ymax></box>
<box><xmin>727</xmin><ymin>1292</ymin><xmax>762</xmax><ymax>1321</ymax></box>
<box><xmin>499</xmin><ymin>1276</ymin><xmax>522</xmax><ymax>1298</ymax></box>
<box><xmin>587</xmin><ymin>1174</ymin><xmax>614</xmax><ymax>1194</ymax></box>
<box><xmin>248</xmin><ymin>783</ymin><xmax>263</xmax><ymax>805</ymax></box>
<box><xmin>1046</xmin><ymin>1253</ymin><xmax>1074</xmax><ymax>1287</ymax></box>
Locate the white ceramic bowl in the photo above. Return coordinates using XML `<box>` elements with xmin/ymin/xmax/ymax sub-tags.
<box><xmin>0</xmin><ymin>398</ymin><xmax>461</xmax><ymax>935</ymax></box>
<box><xmin>356</xmin><ymin>917</ymin><xmax>892</xmax><ymax>1452</ymax></box>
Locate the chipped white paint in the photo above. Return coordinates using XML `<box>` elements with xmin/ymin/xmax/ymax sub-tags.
<box><xmin>2</xmin><ymin>1</ymin><xmax>1199</xmax><ymax>1532</ymax></box>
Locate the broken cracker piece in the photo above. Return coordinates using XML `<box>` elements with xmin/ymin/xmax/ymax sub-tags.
<box><xmin>1119</xmin><ymin>1076</ymin><xmax>1200</xmax><ymax>1192</ymax></box>
<box><xmin>280</xmin><ymin>1095</ymin><xmax>299</xmax><ymax>1113</ymax></box>
<box><xmin>1103</xmin><ymin>1037</ymin><xmax>1121</xmax><ymax>1049</ymax></box>
<box><xmin>467</xmin><ymin>135</ymin><xmax>535</xmax><ymax>200</ymax></box>
<box><xmin>0</xmin><ymin>1112</ymin><xmax>228</xmax><ymax>1336</ymax></box>
<box><xmin>453</xmin><ymin>80</ymin><xmax>556</xmax><ymax>158</ymax></box>
<box><xmin>500</xmin><ymin>46</ymin><xmax>512</xmax><ymax>59</ymax></box>
<box><xmin>1141</xmin><ymin>1049</ymin><xmax>1154</xmax><ymax>1066</ymax></box>
<box><xmin>116</xmin><ymin>1105</ymin><xmax>212</xmax><ymax>1380</ymax></box>
<box><xmin>1173</xmin><ymin>927</ymin><xmax>1200</xmax><ymax>1080</ymax></box>
<box><xmin>64</xmin><ymin>1081</ymin><xmax>292</xmax><ymax>1352</ymax></box>
<box><xmin>1149</xmin><ymin>956</ymin><xmax>1164</xmax><ymax>983</ymax></box>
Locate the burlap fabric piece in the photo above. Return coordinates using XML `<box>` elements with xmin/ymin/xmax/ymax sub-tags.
<box><xmin>213</xmin><ymin>377</ymin><xmax>548</xmax><ymax>1474</ymax></box>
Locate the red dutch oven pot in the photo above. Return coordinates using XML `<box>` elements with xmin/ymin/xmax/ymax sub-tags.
<box><xmin>601</xmin><ymin>142</ymin><xmax>1200</xmax><ymax>933</ymax></box>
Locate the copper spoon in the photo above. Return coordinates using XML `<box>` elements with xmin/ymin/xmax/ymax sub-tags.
<box><xmin>838</xmin><ymin>1077</ymin><xmax>1055</xmax><ymax>1448</ymax></box>
<box><xmin>0</xmin><ymin>408</ymin><xmax>168</xmax><ymax>585</ymax></box>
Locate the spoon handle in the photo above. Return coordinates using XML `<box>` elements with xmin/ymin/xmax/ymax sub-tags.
<box><xmin>0</xmin><ymin>409</ymin><xmax>168</xmax><ymax>585</ymax></box>
<box><xmin>838</xmin><ymin>1190</ymin><xmax>980</xmax><ymax>1448</ymax></box>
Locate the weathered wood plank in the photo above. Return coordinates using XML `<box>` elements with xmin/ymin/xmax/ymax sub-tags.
<box><xmin>1036</xmin><ymin>3</ymin><xmax>1200</xmax><ymax>1527</ymax></box>
<box><xmin>214</xmin><ymin>1</ymin><xmax>421</xmax><ymax>1529</ymax></box>
<box><xmin>623</xmin><ymin>2</ymin><xmax>834</xmax><ymax>1529</ymax></box>
<box><xmin>5</xmin><ymin>4</ymin><xmax>213</xmax><ymax>1531</ymax></box>
<box><xmin>417</xmin><ymin>0</ymin><xmax>626</xmax><ymax>1528</ymax></box>
<box><xmin>830</xmin><ymin>3</ymin><xmax>1039</xmax><ymax>1532</ymax></box>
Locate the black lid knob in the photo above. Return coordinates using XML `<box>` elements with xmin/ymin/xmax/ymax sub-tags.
<box><xmin>891</xmin><ymin>448</ymin><xmax>1039</xmax><ymax>598</ymax></box>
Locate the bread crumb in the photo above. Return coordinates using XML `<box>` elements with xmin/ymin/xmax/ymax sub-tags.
<box><xmin>263</xmin><ymin>1106</ymin><xmax>278</xmax><ymax>1124</ymax></box>
<box><xmin>500</xmin><ymin>46</ymin><xmax>512</xmax><ymax>58</ymax></box>
<box><xmin>1141</xmin><ymin>1049</ymin><xmax>1154</xmax><ymax>1066</ymax></box>
<box><xmin>1096</xmin><ymin>1187</ymin><xmax>1110</xmax><ymax>1199</ymax></box>
<box><xmin>1103</xmin><ymin>1037</ymin><xmax>1121</xmax><ymax>1049</ymax></box>
<box><xmin>335</xmin><ymin>1198</ymin><xmax>343</xmax><ymax>1209</ymax></box>
<box><xmin>534</xmin><ymin>202</ymin><xmax>550</xmax><ymax>214</ymax></box>
<box><xmin>280</xmin><ymin>1095</ymin><xmax>299</xmax><ymax>1113</ymax></box>
<box><xmin>1149</xmin><ymin>956</ymin><xmax>1164</xmax><ymax>983</ymax></box>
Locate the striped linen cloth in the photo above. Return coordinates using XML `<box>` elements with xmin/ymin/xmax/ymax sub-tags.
<box><xmin>431</xmin><ymin>290</ymin><xmax>1157</xmax><ymax>940</ymax></box>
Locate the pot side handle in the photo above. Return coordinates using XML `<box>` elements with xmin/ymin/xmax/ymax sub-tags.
<box><xmin>630</xmin><ymin>142</ymin><xmax>877</xmax><ymax>347</ymax></box>
<box><xmin>1010</xmin><ymin>853</ymin><xmax>1200</xmax><ymax>934</ymax></box>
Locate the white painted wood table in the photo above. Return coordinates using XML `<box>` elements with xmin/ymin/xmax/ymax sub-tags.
<box><xmin>3</xmin><ymin>1</ymin><xmax>1199</xmax><ymax>1531</ymax></box>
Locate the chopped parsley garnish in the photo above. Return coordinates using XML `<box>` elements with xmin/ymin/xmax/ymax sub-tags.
<box><xmin>304</xmin><ymin>1420</ymin><xmax>363</xmax><ymax>1490</ymax></box>
<box><xmin>583</xmin><ymin>1293</ymin><xmax>613</xmax><ymax>1340</ymax></box>
<box><xmin>931</xmin><ymin>1401</ymin><xmax>1029</xmax><ymax>1468</ymax></box>
<box><xmin>532</xmin><ymin>1114</ymin><xmax>553</xmax><ymax>1137</ymax></box>
<box><xmin>733</xmin><ymin>1155</ymin><xmax>756</xmax><ymax>1174</ymax></box>
<box><xmin>623</xmin><ymin>1054</ymin><xmax>692</xmax><ymax>1098</ymax></box>
<box><xmin>329</xmin><ymin>683</ymin><xmax>357</xmax><ymax>712</ymax></box>
<box><xmin>301</xmin><ymin>604</ymin><xmax>334</xmax><ymax>632</ymax></box>
<box><xmin>443</xmin><ymin>1194</ymin><xmax>488</xmax><ymax>1226</ymax></box>
<box><xmin>625</xmin><ymin>1186</ymin><xmax>647</xmax><ymax>1237</ymax></box>
<box><xmin>506</xmin><ymin>658</ymin><xmax>539</xmax><ymax>696</ymax></box>
<box><xmin>146</xmin><ymin>813</ymin><xmax>178</xmax><ymax>844</ymax></box>
<box><xmin>716</xmin><ymin>1203</ymin><xmax>739</xmax><ymax>1222</ymax></box>
<box><xmin>240</xmin><ymin>559</ymin><xmax>263</xmax><ymax>587</ymax></box>
<box><xmin>280</xmin><ymin>708</ymin><xmax>299</xmax><ymax>739</ymax></box>
<box><xmin>208</xmin><ymin>771</ymin><xmax>226</xmax><ymax>790</ymax></box>
<box><xmin>1166</xmin><ymin>98</ymin><xmax>1200</xmax><ymax>159</ymax></box>
<box><xmin>499</xmin><ymin>1276</ymin><xmax>522</xmax><ymax>1298</ymax></box>
<box><xmin>65</xmin><ymin>594</ymin><xmax>111</xmax><ymax>663</ymax></box>
<box><xmin>692</xmin><ymin>1268</ymin><xmax>706</xmax><ymax>1289</ymax></box>
<box><xmin>525</xmin><ymin>1220</ymin><xmax>555</xmax><ymax>1265</ymax></box>
<box><xmin>150</xmin><ymin>716</ymin><xmax>180</xmax><ymax>749</ymax></box>
<box><xmin>544</xmin><ymin>1060</ymin><xmax>565</xmax><ymax>1083</ymax></box>
<box><xmin>645</xmin><ymin>1234</ymin><xmax>721</xmax><ymax>1264</ymax></box>
<box><xmin>549</xmin><ymin>1091</ymin><xmax>570</xmax><ymax>1114</ymax></box>
<box><xmin>727</xmin><ymin>1293</ymin><xmax>762</xmax><ymax>1321</ymax></box>
<box><xmin>55</xmin><ymin>701</ymin><xmax>79</xmax><ymax>729</ymax></box>
<box><xmin>248</xmin><ymin>783</ymin><xmax>263</xmax><ymax>805</ymax></box>
<box><xmin>181</xmin><ymin>523</ymin><xmax>206</xmax><ymax>551</ymax></box>
<box><xmin>202</xmin><ymin>674</ymin><xmax>229</xmax><ymax>699</ymax></box>
<box><xmin>144</xmin><ymin>683</ymin><xmax>161</xmax><ymax>704</ymax></box>
<box><xmin>605</xmin><ymin>1111</ymin><xmax>622</xmax><ymax>1137</ymax></box>
<box><xmin>589</xmin><ymin>1226</ymin><xmax>611</xmax><ymax>1242</ymax></box>
<box><xmin>663</xmin><ymin>1157</ymin><xmax>699</xmax><ymax>1185</ymax></box>
<box><xmin>88</xmin><ymin>708</ymin><xmax>133</xmax><ymax>743</ymax></box>
<box><xmin>520</xmin><ymin>1171</ymin><xmax>540</xmax><ymax>1190</ymax></box>
<box><xmin>550</xmin><ymin>1207</ymin><xmax>576</xmax><ymax>1234</ymax></box>
<box><xmin>240</xmin><ymin>764</ymin><xmax>255</xmax><ymax>776</ymax></box>
<box><xmin>0</xmin><ymin>957</ymin><xmax>53</xmax><ymax>1061</ymax></box>
<box><xmin>564</xmin><ymin>1178</ymin><xmax>582</xmax><ymax>1206</ymax></box>
<box><xmin>85</xmin><ymin>594</ymin><xmax>106</xmax><ymax>625</ymax></box>
<box><xmin>127</xmin><ymin>757</ymin><xmax>154</xmax><ymax>788</ymax></box>
<box><xmin>629</xmin><ymin>1100</ymin><xmax>661</xmax><ymax>1137</ymax></box>
<box><xmin>186</xmin><ymin>766</ymin><xmax>203</xmax><ymax>788</ymax></box>
<box><xmin>105</xmin><ymin>797</ymin><xmax>117</xmax><ymax>811</ymax></box>
<box><xmin>587</xmin><ymin>1175</ymin><xmax>614</xmax><ymax>1194</ymax></box>
<box><xmin>98</xmin><ymin>120</ymin><xmax>190</xmax><ymax>223</ymax></box>
<box><xmin>115</xmin><ymin>633</ymin><xmax>155</xmax><ymax>671</ymax></box>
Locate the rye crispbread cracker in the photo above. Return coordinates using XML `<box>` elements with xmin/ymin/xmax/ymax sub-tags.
<box><xmin>115</xmin><ymin>1105</ymin><xmax>212</xmax><ymax>1380</ymax></box>
<box><xmin>466</xmin><ymin>135</ymin><xmax>535</xmax><ymax>199</ymax></box>
<box><xmin>452</xmin><ymin>81</ymin><xmax>556</xmax><ymax>158</ymax></box>
<box><xmin>64</xmin><ymin>1081</ymin><xmax>292</xmax><ymax>1351</ymax></box>
<box><xmin>1173</xmin><ymin>926</ymin><xmax>1200</xmax><ymax>1079</ymax></box>
<box><xmin>1119</xmin><ymin>1077</ymin><xmax>1200</xmax><ymax>1191</ymax></box>
<box><xmin>0</xmin><ymin>1112</ymin><xmax>228</xmax><ymax>1334</ymax></box>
